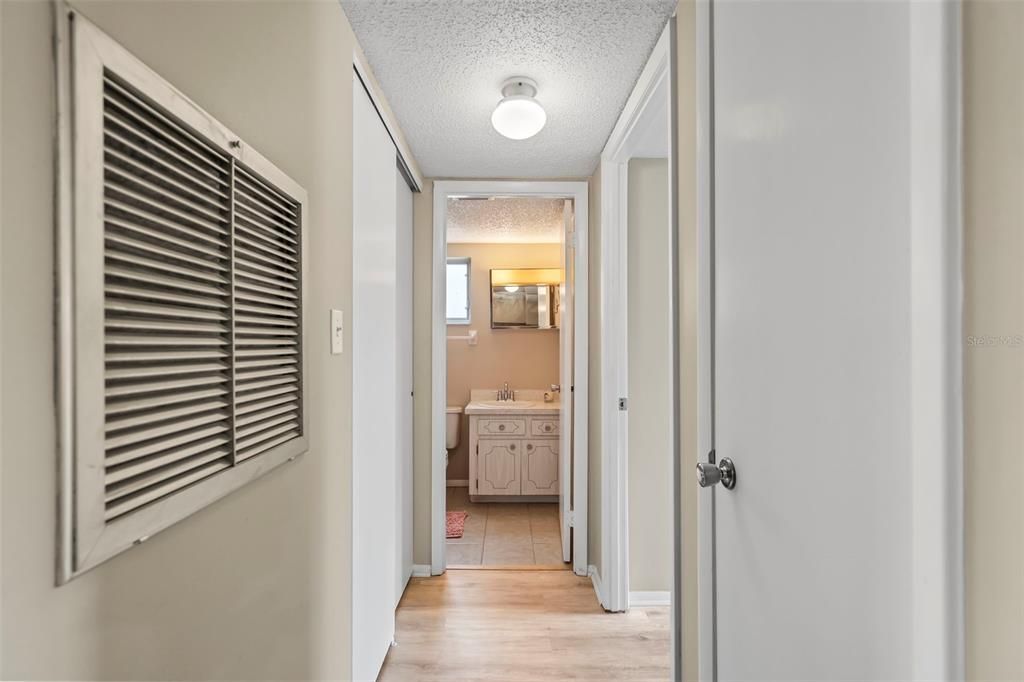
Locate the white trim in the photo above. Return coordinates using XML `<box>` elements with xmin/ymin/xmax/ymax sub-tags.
<box><xmin>589</xmin><ymin>564</ymin><xmax>607</xmax><ymax>608</ymax></box>
<box><xmin>598</xmin><ymin>25</ymin><xmax>672</xmax><ymax>616</ymax></box>
<box><xmin>445</xmin><ymin>479</ymin><xmax>469</xmax><ymax>488</ymax></box>
<box><xmin>909</xmin><ymin>0</ymin><xmax>964</xmax><ymax>678</ymax></box>
<box><xmin>629</xmin><ymin>591</ymin><xmax>672</xmax><ymax>608</ymax></box>
<box><xmin>604</xmin><ymin>28</ymin><xmax>672</xmax><ymax>161</ymax></box>
<box><xmin>695</xmin><ymin>3</ymin><xmax>715</xmax><ymax>681</ymax></box>
<box><xmin>352</xmin><ymin>51</ymin><xmax>423</xmax><ymax>192</ymax></box>
<box><xmin>432</xmin><ymin>180</ymin><xmax>589</xmax><ymax>578</ymax></box>
<box><xmin>411</xmin><ymin>564</ymin><xmax>432</xmax><ymax>578</ymax></box>
<box><xmin>54</xmin><ymin>0</ymin><xmax>75</xmax><ymax>587</ymax></box>
<box><xmin>431</xmin><ymin>188</ymin><xmax>446</xmax><ymax>575</ymax></box>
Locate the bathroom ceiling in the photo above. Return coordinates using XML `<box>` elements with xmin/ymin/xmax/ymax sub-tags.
<box><xmin>341</xmin><ymin>0</ymin><xmax>677</xmax><ymax>178</ymax></box>
<box><xmin>447</xmin><ymin>198</ymin><xmax>565</xmax><ymax>244</ymax></box>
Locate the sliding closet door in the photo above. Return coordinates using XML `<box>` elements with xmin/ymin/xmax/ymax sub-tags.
<box><xmin>352</xmin><ymin>75</ymin><xmax>398</xmax><ymax>682</ymax></box>
<box><xmin>395</xmin><ymin>170</ymin><xmax>414</xmax><ymax>604</ymax></box>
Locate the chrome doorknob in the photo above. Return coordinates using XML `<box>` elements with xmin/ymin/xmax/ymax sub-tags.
<box><xmin>696</xmin><ymin>456</ymin><xmax>736</xmax><ymax>490</ymax></box>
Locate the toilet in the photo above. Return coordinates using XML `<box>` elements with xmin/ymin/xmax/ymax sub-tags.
<box><xmin>445</xmin><ymin>406</ymin><xmax>462</xmax><ymax>450</ymax></box>
<box><xmin>445</xmin><ymin>406</ymin><xmax>462</xmax><ymax>470</ymax></box>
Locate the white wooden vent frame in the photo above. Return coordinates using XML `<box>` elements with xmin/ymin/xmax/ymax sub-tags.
<box><xmin>56</xmin><ymin>10</ymin><xmax>309</xmax><ymax>583</ymax></box>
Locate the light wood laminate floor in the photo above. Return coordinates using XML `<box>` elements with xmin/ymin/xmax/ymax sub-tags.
<box><xmin>446</xmin><ymin>486</ymin><xmax>566</xmax><ymax>567</ymax></box>
<box><xmin>379</xmin><ymin>570</ymin><xmax>671</xmax><ymax>681</ymax></box>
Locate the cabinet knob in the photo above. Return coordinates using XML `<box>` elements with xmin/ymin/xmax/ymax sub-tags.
<box><xmin>510</xmin><ymin>444</ymin><xmax>516</xmax><ymax>451</ymax></box>
<box><xmin>498</xmin><ymin>424</ymin><xmax>506</xmax><ymax>431</ymax></box>
<box><xmin>527</xmin><ymin>444</ymin><xmax>534</xmax><ymax>451</ymax></box>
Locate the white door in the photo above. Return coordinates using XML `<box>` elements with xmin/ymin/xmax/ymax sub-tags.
<box><xmin>352</xmin><ymin>76</ymin><xmax>397</xmax><ymax>682</ymax></box>
<box><xmin>559</xmin><ymin>200</ymin><xmax>574</xmax><ymax>562</ymax></box>
<box><xmin>704</xmin><ymin>2</ymin><xmax>931</xmax><ymax>679</ymax></box>
<box><xmin>395</xmin><ymin>170</ymin><xmax>414</xmax><ymax>605</ymax></box>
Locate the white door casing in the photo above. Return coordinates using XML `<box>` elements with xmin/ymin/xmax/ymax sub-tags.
<box><xmin>598</xmin><ymin>24</ymin><xmax>672</xmax><ymax>613</ymax></box>
<box><xmin>395</xmin><ymin>169</ymin><xmax>414</xmax><ymax>605</ymax></box>
<box><xmin>559</xmin><ymin>200</ymin><xmax>574</xmax><ymax>562</ymax></box>
<box><xmin>695</xmin><ymin>1</ymin><xmax>963</xmax><ymax>679</ymax></box>
<box><xmin>432</xmin><ymin>181</ymin><xmax>589</xmax><ymax>576</ymax></box>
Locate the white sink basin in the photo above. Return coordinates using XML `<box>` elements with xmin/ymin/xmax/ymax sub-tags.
<box><xmin>474</xmin><ymin>400</ymin><xmax>537</xmax><ymax>409</ymax></box>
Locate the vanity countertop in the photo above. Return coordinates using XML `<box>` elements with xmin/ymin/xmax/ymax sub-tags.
<box><xmin>464</xmin><ymin>388</ymin><xmax>560</xmax><ymax>416</ymax></box>
<box><xmin>464</xmin><ymin>401</ymin><xmax>560</xmax><ymax>416</ymax></box>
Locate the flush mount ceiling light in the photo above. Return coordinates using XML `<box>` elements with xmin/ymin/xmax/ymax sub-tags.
<box><xmin>491</xmin><ymin>77</ymin><xmax>546</xmax><ymax>140</ymax></box>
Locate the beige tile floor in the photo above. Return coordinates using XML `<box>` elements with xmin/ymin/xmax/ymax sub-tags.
<box><xmin>445</xmin><ymin>486</ymin><xmax>567</xmax><ymax>568</ymax></box>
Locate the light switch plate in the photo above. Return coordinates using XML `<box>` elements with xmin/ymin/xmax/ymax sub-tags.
<box><xmin>330</xmin><ymin>309</ymin><xmax>344</xmax><ymax>355</ymax></box>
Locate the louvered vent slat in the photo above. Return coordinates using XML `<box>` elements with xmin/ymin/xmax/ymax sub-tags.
<box><xmin>105</xmin><ymin>386</ymin><xmax>230</xmax><ymax>416</ymax></box>
<box><xmin>104</xmin><ymin>458</ymin><xmax>233</xmax><ymax>521</ymax></box>
<box><xmin>235</xmin><ymin>211</ymin><xmax>299</xmax><ymax>246</ymax></box>
<box><xmin>105</xmin><ymin>423</ymin><xmax>232</xmax><ymax>468</ymax></box>
<box><xmin>106</xmin><ymin>436</ymin><xmax>231</xmax><ymax>486</ymax></box>
<box><xmin>235</xmin><ymin>233</ymin><xmax>298</xmax><ymax>263</ymax></box>
<box><xmin>104</xmin><ymin>241</ymin><xmax>229</xmax><ymax>280</ymax></box>
<box><xmin>232</xmin><ymin>167</ymin><xmax>303</xmax><ymax>463</ymax></box>
<box><xmin>235</xmin><ymin>222</ymin><xmax>299</xmax><ymax>254</ymax></box>
<box><xmin>105</xmin><ymin>299</ymin><xmax>229</xmax><ymax>322</ymax></box>
<box><xmin>102</xmin><ymin>71</ymin><xmax>234</xmax><ymax>522</ymax></box>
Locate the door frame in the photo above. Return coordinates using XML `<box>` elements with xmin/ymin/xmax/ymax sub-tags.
<box><xmin>431</xmin><ymin>180</ymin><xmax>590</xmax><ymax>576</ymax></box>
<box><xmin>597</xmin><ymin>25</ymin><xmax>672</xmax><ymax>614</ymax></box>
<box><xmin>693</xmin><ymin>1</ymin><xmax>965</xmax><ymax>679</ymax></box>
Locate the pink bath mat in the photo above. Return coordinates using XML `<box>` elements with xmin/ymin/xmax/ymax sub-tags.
<box><xmin>446</xmin><ymin>511</ymin><xmax>468</xmax><ymax>539</ymax></box>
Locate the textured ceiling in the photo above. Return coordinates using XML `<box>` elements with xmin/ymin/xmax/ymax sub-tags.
<box><xmin>341</xmin><ymin>0</ymin><xmax>677</xmax><ymax>178</ymax></box>
<box><xmin>447</xmin><ymin>198</ymin><xmax>565</xmax><ymax>244</ymax></box>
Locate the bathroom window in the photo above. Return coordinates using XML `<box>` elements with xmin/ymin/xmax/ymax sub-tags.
<box><xmin>446</xmin><ymin>256</ymin><xmax>471</xmax><ymax>324</ymax></box>
<box><xmin>57</xmin><ymin>13</ymin><xmax>308</xmax><ymax>582</ymax></box>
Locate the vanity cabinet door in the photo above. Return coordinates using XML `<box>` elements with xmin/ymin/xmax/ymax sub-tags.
<box><xmin>477</xmin><ymin>439</ymin><xmax>521</xmax><ymax>495</ymax></box>
<box><xmin>521</xmin><ymin>439</ymin><xmax>559</xmax><ymax>495</ymax></box>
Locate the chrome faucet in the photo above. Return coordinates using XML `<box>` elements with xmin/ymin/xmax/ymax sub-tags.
<box><xmin>499</xmin><ymin>382</ymin><xmax>511</xmax><ymax>401</ymax></box>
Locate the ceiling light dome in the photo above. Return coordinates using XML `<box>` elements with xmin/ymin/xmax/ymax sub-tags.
<box><xmin>491</xmin><ymin>77</ymin><xmax>546</xmax><ymax>140</ymax></box>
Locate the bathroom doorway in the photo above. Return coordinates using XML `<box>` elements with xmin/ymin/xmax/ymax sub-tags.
<box><xmin>431</xmin><ymin>181</ymin><xmax>589</xmax><ymax>575</ymax></box>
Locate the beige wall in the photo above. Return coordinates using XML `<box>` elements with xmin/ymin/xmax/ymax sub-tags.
<box><xmin>676</xmin><ymin>2</ymin><xmax>699</xmax><ymax>679</ymax></box>
<box><xmin>0</xmin><ymin>1</ymin><xmax>386</xmax><ymax>677</ymax></box>
<box><xmin>445</xmin><ymin>243</ymin><xmax>561</xmax><ymax>481</ymax></box>
<box><xmin>627</xmin><ymin>159</ymin><xmax>673</xmax><ymax>593</ymax></box>
<box><xmin>964</xmin><ymin>1</ymin><xmax>1024</xmax><ymax>679</ymax></box>
<box><xmin>413</xmin><ymin>182</ymin><xmax>435</xmax><ymax>566</ymax></box>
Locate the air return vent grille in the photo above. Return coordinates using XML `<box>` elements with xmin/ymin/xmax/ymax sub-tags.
<box><xmin>60</xmin><ymin>13</ymin><xmax>308</xmax><ymax>581</ymax></box>
<box><xmin>102</xmin><ymin>72</ymin><xmax>235</xmax><ymax>521</ymax></box>
<box><xmin>232</xmin><ymin>167</ymin><xmax>303</xmax><ymax>462</ymax></box>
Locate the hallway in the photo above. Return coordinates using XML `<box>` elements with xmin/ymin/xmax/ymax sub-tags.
<box><xmin>379</xmin><ymin>571</ymin><xmax>670</xmax><ymax>682</ymax></box>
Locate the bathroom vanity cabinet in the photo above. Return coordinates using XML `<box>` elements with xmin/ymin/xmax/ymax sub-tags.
<box><xmin>468</xmin><ymin>413</ymin><xmax>560</xmax><ymax>500</ymax></box>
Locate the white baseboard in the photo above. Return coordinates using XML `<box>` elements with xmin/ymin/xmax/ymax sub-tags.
<box><xmin>411</xmin><ymin>564</ymin><xmax>432</xmax><ymax>578</ymax></box>
<box><xmin>446</xmin><ymin>479</ymin><xmax>469</xmax><ymax>487</ymax></box>
<box><xmin>629</xmin><ymin>590</ymin><xmax>671</xmax><ymax>607</ymax></box>
<box><xmin>589</xmin><ymin>565</ymin><xmax>607</xmax><ymax>609</ymax></box>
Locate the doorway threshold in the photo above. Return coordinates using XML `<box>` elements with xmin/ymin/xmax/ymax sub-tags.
<box><xmin>446</xmin><ymin>564</ymin><xmax>570</xmax><ymax>571</ymax></box>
